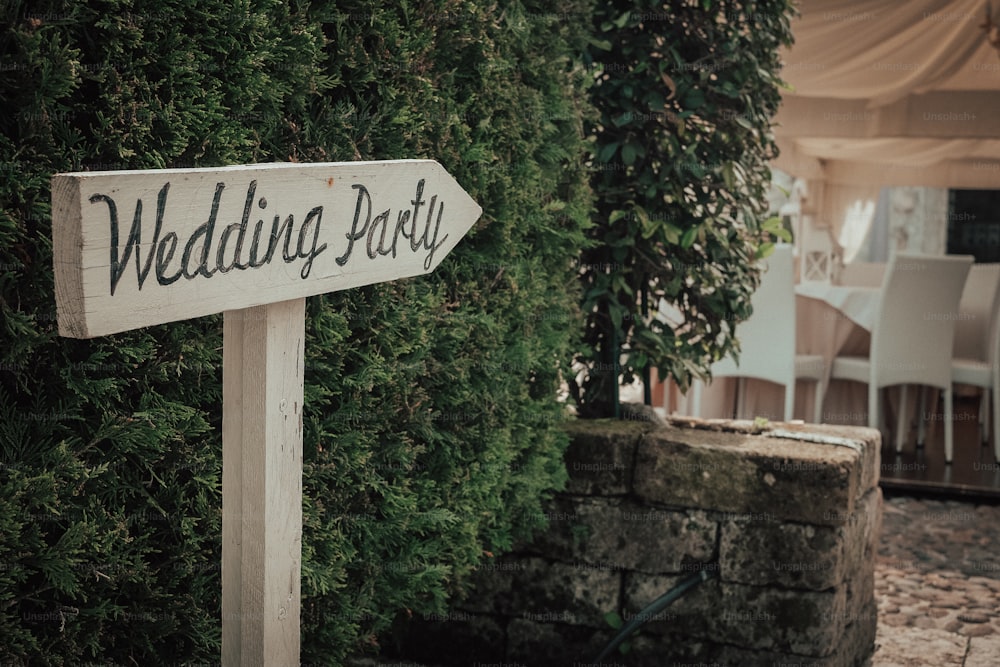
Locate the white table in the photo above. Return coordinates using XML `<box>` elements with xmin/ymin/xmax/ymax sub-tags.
<box><xmin>792</xmin><ymin>285</ymin><xmax>880</xmax><ymax>425</ymax></box>
<box><xmin>794</xmin><ymin>284</ymin><xmax>880</xmax><ymax>332</ymax></box>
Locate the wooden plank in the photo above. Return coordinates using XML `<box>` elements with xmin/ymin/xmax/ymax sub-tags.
<box><xmin>221</xmin><ymin>298</ymin><xmax>305</xmax><ymax>665</ymax></box>
<box><xmin>221</xmin><ymin>304</ymin><xmax>245</xmax><ymax>664</ymax></box>
<box><xmin>52</xmin><ymin>160</ymin><xmax>482</xmax><ymax>338</ymax></box>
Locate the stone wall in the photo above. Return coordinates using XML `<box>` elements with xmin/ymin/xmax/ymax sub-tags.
<box><xmin>393</xmin><ymin>418</ymin><xmax>882</xmax><ymax>667</ymax></box>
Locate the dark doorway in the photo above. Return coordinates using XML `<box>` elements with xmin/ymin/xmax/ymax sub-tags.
<box><xmin>948</xmin><ymin>189</ymin><xmax>1000</xmax><ymax>263</ymax></box>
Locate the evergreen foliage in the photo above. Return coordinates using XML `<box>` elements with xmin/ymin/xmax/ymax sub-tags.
<box><xmin>0</xmin><ymin>0</ymin><xmax>593</xmax><ymax>663</ymax></box>
<box><xmin>572</xmin><ymin>0</ymin><xmax>795</xmax><ymax>418</ymax></box>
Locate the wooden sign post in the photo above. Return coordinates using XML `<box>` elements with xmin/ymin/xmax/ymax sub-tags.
<box><xmin>51</xmin><ymin>161</ymin><xmax>482</xmax><ymax>665</ymax></box>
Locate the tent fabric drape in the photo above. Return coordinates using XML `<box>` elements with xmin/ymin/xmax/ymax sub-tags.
<box><xmin>783</xmin><ymin>0</ymin><xmax>999</xmax><ymax>105</ymax></box>
<box><xmin>772</xmin><ymin>0</ymin><xmax>1000</xmax><ymax>251</ymax></box>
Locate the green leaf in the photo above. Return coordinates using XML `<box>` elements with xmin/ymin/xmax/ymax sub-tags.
<box><xmin>761</xmin><ymin>215</ymin><xmax>793</xmax><ymax>242</ymax></box>
<box><xmin>681</xmin><ymin>226</ymin><xmax>698</xmax><ymax>249</ymax></box>
<box><xmin>683</xmin><ymin>87</ymin><xmax>705</xmax><ymax>110</ymax></box>
<box><xmin>604</xmin><ymin>610</ymin><xmax>624</xmax><ymax>629</ymax></box>
<box><xmin>640</xmin><ymin>219</ymin><xmax>658</xmax><ymax>240</ymax></box>
<box><xmin>612</xmin><ymin>274</ymin><xmax>634</xmax><ymax>297</ymax></box>
<box><xmin>646</xmin><ymin>91</ymin><xmax>667</xmax><ymax>110</ymax></box>
<box><xmin>756</xmin><ymin>241</ymin><xmax>776</xmax><ymax>259</ymax></box>
<box><xmin>663</xmin><ymin>223</ymin><xmax>682</xmax><ymax>244</ymax></box>
<box><xmin>722</xmin><ymin>163</ymin><xmax>735</xmax><ymax>191</ymax></box>
<box><xmin>761</xmin><ymin>215</ymin><xmax>784</xmax><ymax>232</ymax></box>
<box><xmin>610</xmin><ymin>307</ymin><xmax>623</xmax><ymax>330</ymax></box>
<box><xmin>621</xmin><ymin>142</ymin><xmax>637</xmax><ymax>166</ymax></box>
<box><xmin>598</xmin><ymin>142</ymin><xmax>620</xmax><ymax>162</ymax></box>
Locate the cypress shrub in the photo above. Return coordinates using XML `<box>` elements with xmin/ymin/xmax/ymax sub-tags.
<box><xmin>0</xmin><ymin>1</ymin><xmax>593</xmax><ymax>663</ymax></box>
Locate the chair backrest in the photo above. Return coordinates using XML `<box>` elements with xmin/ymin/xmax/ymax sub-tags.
<box><xmin>799</xmin><ymin>219</ymin><xmax>835</xmax><ymax>284</ymax></box>
<box><xmin>838</xmin><ymin>261</ymin><xmax>886</xmax><ymax>287</ymax></box>
<box><xmin>871</xmin><ymin>252</ymin><xmax>973</xmax><ymax>389</ymax></box>
<box><xmin>954</xmin><ymin>263</ymin><xmax>1000</xmax><ymax>362</ymax></box>
<box><xmin>711</xmin><ymin>244</ymin><xmax>795</xmax><ymax>386</ymax></box>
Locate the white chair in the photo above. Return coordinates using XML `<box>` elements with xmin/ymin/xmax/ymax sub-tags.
<box><xmin>951</xmin><ymin>264</ymin><xmax>1000</xmax><ymax>457</ymax></box>
<box><xmin>953</xmin><ymin>263</ymin><xmax>1000</xmax><ymax>360</ymax></box>
<box><xmin>691</xmin><ymin>245</ymin><xmax>825</xmax><ymax>422</ymax></box>
<box><xmin>830</xmin><ymin>253</ymin><xmax>973</xmax><ymax>463</ymax></box>
<box><xmin>779</xmin><ymin>180</ymin><xmax>837</xmax><ymax>284</ymax></box>
<box><xmin>799</xmin><ymin>216</ymin><xmax>839</xmax><ymax>284</ymax></box>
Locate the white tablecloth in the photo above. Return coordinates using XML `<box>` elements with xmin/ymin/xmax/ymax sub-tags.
<box><xmin>794</xmin><ymin>284</ymin><xmax>880</xmax><ymax>332</ymax></box>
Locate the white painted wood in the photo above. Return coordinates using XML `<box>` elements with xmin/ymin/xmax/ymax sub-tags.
<box><xmin>221</xmin><ymin>303</ymin><xmax>245</xmax><ymax>665</ymax></box>
<box><xmin>52</xmin><ymin>160</ymin><xmax>482</xmax><ymax>338</ymax></box>
<box><xmin>222</xmin><ymin>299</ymin><xmax>304</xmax><ymax>666</ymax></box>
<box><xmin>52</xmin><ymin>160</ymin><xmax>480</xmax><ymax>667</ymax></box>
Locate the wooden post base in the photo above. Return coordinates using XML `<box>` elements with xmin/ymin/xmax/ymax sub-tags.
<box><xmin>222</xmin><ymin>298</ymin><xmax>305</xmax><ymax>666</ymax></box>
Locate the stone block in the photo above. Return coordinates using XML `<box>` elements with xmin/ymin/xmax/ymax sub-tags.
<box><xmin>629</xmin><ymin>634</ymin><xmax>863</xmax><ymax>667</ymax></box>
<box><xmin>454</xmin><ymin>556</ymin><xmax>521</xmax><ymax>615</ymax></box>
<box><xmin>718</xmin><ymin>488</ymin><xmax>878</xmax><ymax>593</ymax></box>
<box><xmin>518</xmin><ymin>495</ymin><xmax>604</xmax><ymax>562</ymax></box>
<box><xmin>851</xmin><ymin>487</ymin><xmax>882</xmax><ymax>571</ymax></box>
<box><xmin>837</xmin><ymin>598</ymin><xmax>878</xmax><ymax>666</ymax></box>
<box><xmin>634</xmin><ymin>423</ymin><xmax>879</xmax><ymax>526</ymax></box>
<box><xmin>720</xmin><ymin>517</ymin><xmax>846</xmax><ymax>590</ymax></box>
<box><xmin>842</xmin><ymin>569</ymin><xmax>876</xmax><ymax>631</ymax></box>
<box><xmin>621</xmin><ymin>572</ymin><xmax>718</xmax><ymax>638</ymax></box>
<box><xmin>613</xmin><ymin>504</ymin><xmax>716</xmax><ymax>574</ymax></box>
<box><xmin>346</xmin><ymin>659</ymin><xmax>438</xmax><ymax>667</ymax></box>
<box><xmin>623</xmin><ymin>573</ymin><xmax>847</xmax><ymax>658</ymax></box>
<box><xmin>561</xmin><ymin>419</ymin><xmax>647</xmax><ymax>495</ymax></box>
<box><xmin>528</xmin><ymin>496</ymin><xmax>717</xmax><ymax>574</ymax></box>
<box><xmin>505</xmin><ymin>618</ymin><xmax>615</xmax><ymax>666</ymax></box>
<box><xmin>712</xmin><ymin>583</ymin><xmax>847</xmax><ymax>656</ymax></box>
<box><xmin>509</xmin><ymin>556</ymin><xmax>620</xmax><ymax>628</ymax></box>
<box><xmin>711</xmin><ymin>645</ymin><xmax>847</xmax><ymax>667</ymax></box>
<box><xmin>844</xmin><ymin>488</ymin><xmax>880</xmax><ymax>603</ymax></box>
<box><xmin>770</xmin><ymin>421</ymin><xmax>881</xmax><ymax>498</ymax></box>
<box><xmin>396</xmin><ymin>613</ymin><xmax>505</xmax><ymax>667</ymax></box>
<box><xmin>626</xmin><ymin>634</ymin><xmax>720</xmax><ymax>667</ymax></box>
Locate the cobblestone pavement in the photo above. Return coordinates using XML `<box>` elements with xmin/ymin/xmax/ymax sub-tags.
<box><xmin>873</xmin><ymin>495</ymin><xmax>1000</xmax><ymax>666</ymax></box>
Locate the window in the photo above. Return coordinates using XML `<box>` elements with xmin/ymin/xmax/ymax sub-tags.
<box><xmin>947</xmin><ymin>189</ymin><xmax>1000</xmax><ymax>263</ymax></box>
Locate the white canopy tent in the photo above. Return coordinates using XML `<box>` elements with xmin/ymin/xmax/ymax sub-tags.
<box><xmin>772</xmin><ymin>0</ymin><xmax>1000</xmax><ymax>263</ymax></box>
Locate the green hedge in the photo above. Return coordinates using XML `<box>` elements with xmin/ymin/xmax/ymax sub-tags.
<box><xmin>0</xmin><ymin>1</ymin><xmax>593</xmax><ymax>663</ymax></box>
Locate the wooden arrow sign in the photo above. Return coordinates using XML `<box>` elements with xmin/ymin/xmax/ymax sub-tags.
<box><xmin>51</xmin><ymin>160</ymin><xmax>482</xmax><ymax>666</ymax></box>
<box><xmin>52</xmin><ymin>160</ymin><xmax>482</xmax><ymax>338</ymax></box>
